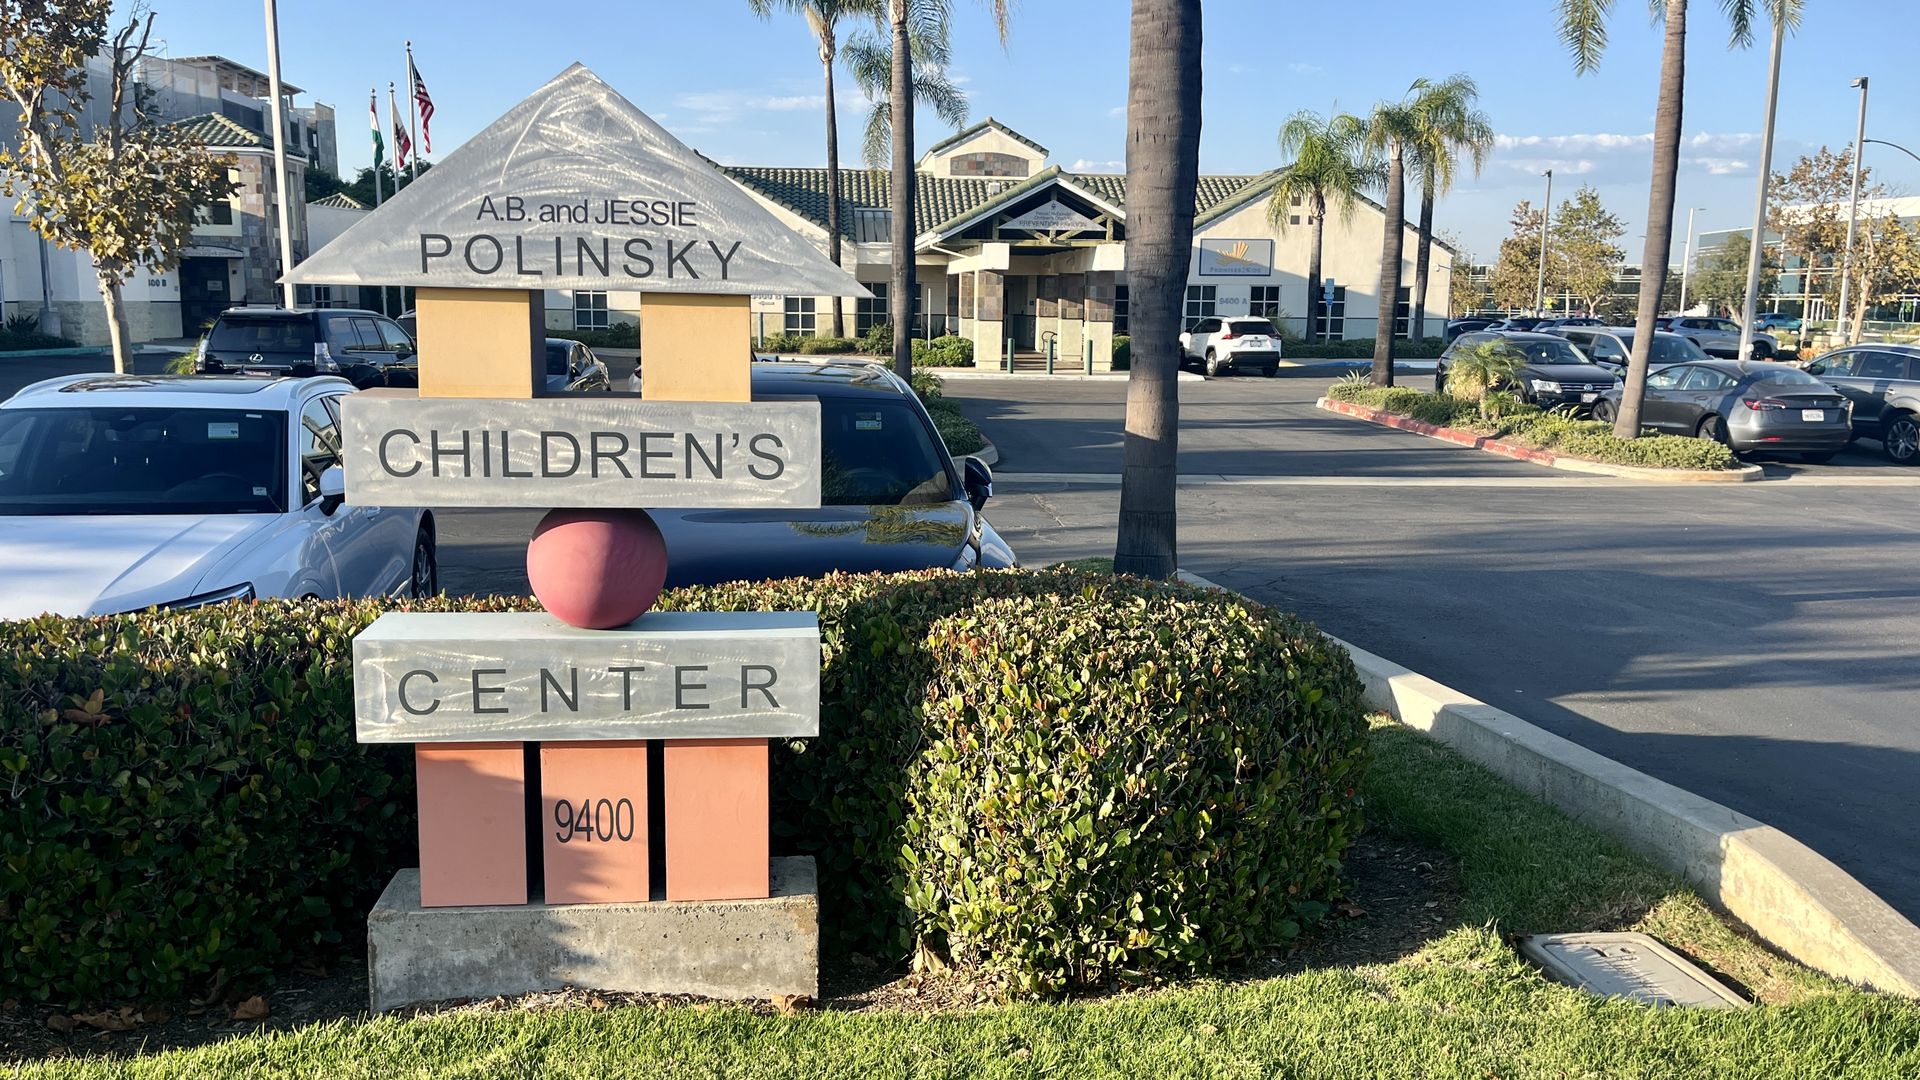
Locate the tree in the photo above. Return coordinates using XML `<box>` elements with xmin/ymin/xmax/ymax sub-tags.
<box><xmin>1767</xmin><ymin>146</ymin><xmax>1880</xmax><ymax>322</ymax></box>
<box><xmin>1266</xmin><ymin>109</ymin><xmax>1376</xmax><ymax>343</ymax></box>
<box><xmin>1555</xmin><ymin>185</ymin><xmax>1625</xmax><ymax>318</ymax></box>
<box><xmin>1442</xmin><ymin>232</ymin><xmax>1484</xmax><ymax>316</ymax></box>
<box><xmin>876</xmin><ymin>0</ymin><xmax>1011</xmax><ymax>381</ymax></box>
<box><xmin>1844</xmin><ymin>212</ymin><xmax>1920</xmax><ymax>335</ymax></box>
<box><xmin>1691</xmin><ymin>233</ymin><xmax>1774</xmax><ymax>314</ymax></box>
<box><xmin>1407</xmin><ymin>75</ymin><xmax>1493</xmax><ymax>341</ymax></box>
<box><xmin>305</xmin><ymin>167</ymin><xmax>348</xmax><ymax>202</ymax></box>
<box><xmin>1361</xmin><ymin>94</ymin><xmax>1422</xmax><ymax>387</ymax></box>
<box><xmin>343</xmin><ymin>160</ymin><xmax>432</xmax><ymax>208</ymax></box>
<box><xmin>750</xmin><ymin>0</ymin><xmax>881</xmax><ymax>337</ymax></box>
<box><xmin>1558</xmin><ymin>0</ymin><xmax>1802</xmax><ymax>439</ymax></box>
<box><xmin>842</xmin><ymin>26</ymin><xmax>968</xmax><ymax>172</ymax></box>
<box><xmin>0</xmin><ymin>1</ymin><xmax>237</xmax><ymax>371</ymax></box>
<box><xmin>1113</xmin><ymin>0</ymin><xmax>1200</xmax><ymax>581</ymax></box>
<box><xmin>1487</xmin><ymin>200</ymin><xmax>1557</xmax><ymax>312</ymax></box>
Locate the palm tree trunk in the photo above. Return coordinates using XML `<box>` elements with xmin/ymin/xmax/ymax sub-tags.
<box><xmin>1371</xmin><ymin>144</ymin><xmax>1405</xmax><ymax>387</ymax></box>
<box><xmin>1412</xmin><ymin>181</ymin><xmax>1435</xmax><ymax>342</ymax></box>
<box><xmin>1307</xmin><ymin>194</ymin><xmax>1326</xmax><ymax>344</ymax></box>
<box><xmin>887</xmin><ymin>1</ymin><xmax>915</xmax><ymax>380</ymax></box>
<box><xmin>99</xmin><ymin>272</ymin><xmax>133</xmax><ymax>375</ymax></box>
<box><xmin>1614</xmin><ymin>0</ymin><xmax>1687</xmax><ymax>440</ymax></box>
<box><xmin>1114</xmin><ymin>0</ymin><xmax>1200</xmax><ymax>581</ymax></box>
<box><xmin>822</xmin><ymin>39</ymin><xmax>846</xmax><ymax>339</ymax></box>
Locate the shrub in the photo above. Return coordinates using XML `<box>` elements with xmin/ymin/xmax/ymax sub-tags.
<box><xmin>909</xmin><ymin>366</ymin><xmax>944</xmax><ymax>400</ymax></box>
<box><xmin>1111</xmin><ymin>334</ymin><xmax>1130</xmax><ymax>371</ymax></box>
<box><xmin>857</xmin><ymin>321</ymin><xmax>894</xmax><ymax>356</ymax></box>
<box><xmin>0</xmin><ymin>311</ymin><xmax>77</xmax><ymax>352</ymax></box>
<box><xmin>1</xmin><ymin>571</ymin><xmax>1367</xmax><ymax>1003</ymax></box>
<box><xmin>796</xmin><ymin>336</ymin><xmax>859</xmax><ymax>355</ymax></box>
<box><xmin>758</xmin><ymin>332</ymin><xmax>806</xmax><ymax>353</ymax></box>
<box><xmin>546</xmin><ymin>322</ymin><xmax>639</xmax><ymax>349</ymax></box>
<box><xmin>1286</xmin><ymin>337</ymin><xmax>1446</xmax><ymax>359</ymax></box>
<box><xmin>928</xmin><ymin>403</ymin><xmax>985</xmax><ymax>455</ymax></box>
<box><xmin>912</xmin><ymin>334</ymin><xmax>974</xmax><ymax>368</ymax></box>
<box><xmin>905</xmin><ymin>591</ymin><xmax>1368</xmax><ymax>995</ymax></box>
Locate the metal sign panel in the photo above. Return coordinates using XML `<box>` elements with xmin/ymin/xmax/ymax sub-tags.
<box><xmin>284</xmin><ymin>63</ymin><xmax>867</xmax><ymax>298</ymax></box>
<box><xmin>1197</xmin><ymin>238</ymin><xmax>1274</xmax><ymax>277</ymax></box>
<box><xmin>1002</xmin><ymin>199</ymin><xmax>1100</xmax><ymax>234</ymax></box>
<box><xmin>1517</xmin><ymin>933</ymin><xmax>1748</xmax><ymax>1009</ymax></box>
<box><xmin>339</xmin><ymin>390</ymin><xmax>821</xmax><ymax>508</ymax></box>
<box><xmin>353</xmin><ymin>611</ymin><xmax>821</xmax><ymax>742</ymax></box>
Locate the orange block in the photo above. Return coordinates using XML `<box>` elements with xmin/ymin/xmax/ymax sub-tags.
<box><xmin>541</xmin><ymin>742</ymin><xmax>651</xmax><ymax>904</ymax></box>
<box><xmin>416</xmin><ymin>743</ymin><xmax>528</xmax><ymax>907</ymax></box>
<box><xmin>663</xmin><ymin>739</ymin><xmax>769</xmax><ymax>901</ymax></box>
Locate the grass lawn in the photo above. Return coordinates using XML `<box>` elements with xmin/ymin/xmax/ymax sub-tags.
<box><xmin>15</xmin><ymin>721</ymin><xmax>1919</xmax><ymax>1079</ymax></box>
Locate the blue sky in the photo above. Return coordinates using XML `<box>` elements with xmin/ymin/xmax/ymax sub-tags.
<box><xmin>149</xmin><ymin>0</ymin><xmax>1920</xmax><ymax>261</ymax></box>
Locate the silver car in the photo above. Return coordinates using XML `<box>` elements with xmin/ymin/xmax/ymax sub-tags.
<box><xmin>1667</xmin><ymin>316</ymin><xmax>1778</xmax><ymax>360</ymax></box>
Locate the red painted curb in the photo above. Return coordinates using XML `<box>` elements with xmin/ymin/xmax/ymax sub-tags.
<box><xmin>1318</xmin><ymin>397</ymin><xmax>1559</xmax><ymax>467</ymax></box>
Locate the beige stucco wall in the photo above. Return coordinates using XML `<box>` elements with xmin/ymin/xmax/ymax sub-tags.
<box><xmin>919</xmin><ymin>127</ymin><xmax>1048</xmax><ymax>179</ymax></box>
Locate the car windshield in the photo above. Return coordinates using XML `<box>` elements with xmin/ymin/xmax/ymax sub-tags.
<box><xmin>207</xmin><ymin>317</ymin><xmax>313</xmax><ymax>353</ymax></box>
<box><xmin>546</xmin><ymin>343</ymin><xmax>571</xmax><ymax>375</ymax></box>
<box><xmin>819</xmin><ymin>399</ymin><xmax>953</xmax><ymax>507</ymax></box>
<box><xmin>1618</xmin><ymin>334</ymin><xmax>1707</xmax><ymax>362</ymax></box>
<box><xmin>1229</xmin><ymin>320</ymin><xmax>1277</xmax><ymax>335</ymax></box>
<box><xmin>0</xmin><ymin>407</ymin><xmax>288</xmax><ymax>516</ymax></box>
<box><xmin>1499</xmin><ymin>339</ymin><xmax>1584</xmax><ymax>365</ymax></box>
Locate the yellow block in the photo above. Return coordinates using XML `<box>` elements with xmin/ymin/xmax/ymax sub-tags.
<box><xmin>640</xmin><ymin>293</ymin><xmax>751</xmax><ymax>403</ymax></box>
<box><xmin>415</xmin><ymin>287</ymin><xmax>544</xmax><ymax>399</ymax></box>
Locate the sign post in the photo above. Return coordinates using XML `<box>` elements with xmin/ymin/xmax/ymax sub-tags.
<box><xmin>288</xmin><ymin>64</ymin><xmax>866</xmax><ymax>1008</ymax></box>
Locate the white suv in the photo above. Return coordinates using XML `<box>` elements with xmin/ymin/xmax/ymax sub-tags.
<box><xmin>0</xmin><ymin>374</ymin><xmax>434</xmax><ymax>619</ymax></box>
<box><xmin>1179</xmin><ymin>317</ymin><xmax>1285</xmax><ymax>377</ymax></box>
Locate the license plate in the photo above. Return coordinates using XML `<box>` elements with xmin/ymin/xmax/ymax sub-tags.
<box><xmin>1801</xmin><ymin>409</ymin><xmax>1825</xmax><ymax>422</ymax></box>
<box><xmin>1582</xmin><ymin>393</ymin><xmax>1598</xmax><ymax>402</ymax></box>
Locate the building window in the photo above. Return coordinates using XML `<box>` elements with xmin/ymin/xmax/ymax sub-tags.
<box><xmin>856</xmin><ymin>281</ymin><xmax>888</xmax><ymax>335</ymax></box>
<box><xmin>784</xmin><ymin>295</ymin><xmax>817</xmax><ymax>336</ymax></box>
<box><xmin>1316</xmin><ymin>285</ymin><xmax>1347</xmax><ymax>339</ymax></box>
<box><xmin>203</xmin><ymin>200</ymin><xmax>233</xmax><ymax>226</ymax></box>
<box><xmin>1249</xmin><ymin>285</ymin><xmax>1282</xmax><ymax>319</ymax></box>
<box><xmin>1114</xmin><ymin>284</ymin><xmax>1129</xmax><ymax>335</ymax></box>
<box><xmin>949</xmin><ymin>151</ymin><xmax>1030</xmax><ymax>178</ymax></box>
<box><xmin>1394</xmin><ymin>285</ymin><xmax>1412</xmax><ymax>339</ymax></box>
<box><xmin>1184</xmin><ymin>284</ymin><xmax>1216</xmax><ymax>329</ymax></box>
<box><xmin>1290</xmin><ymin>195</ymin><xmax>1303</xmax><ymax>207</ymax></box>
<box><xmin>574</xmin><ymin>290</ymin><xmax>610</xmax><ymax>331</ymax></box>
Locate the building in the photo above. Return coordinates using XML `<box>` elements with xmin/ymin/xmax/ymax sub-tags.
<box><xmin>0</xmin><ymin>54</ymin><xmax>334</xmax><ymax>344</ymax></box>
<box><xmin>1696</xmin><ymin>195</ymin><xmax>1920</xmax><ymax>327</ymax></box>
<box><xmin>533</xmin><ymin>119</ymin><xmax>1451</xmax><ymax>365</ymax></box>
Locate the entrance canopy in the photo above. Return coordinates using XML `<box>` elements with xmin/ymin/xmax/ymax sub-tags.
<box><xmin>286</xmin><ymin>64</ymin><xmax>865</xmax><ymax>297</ymax></box>
<box><xmin>920</xmin><ymin>168</ymin><xmax>1124</xmax><ymax>256</ymax></box>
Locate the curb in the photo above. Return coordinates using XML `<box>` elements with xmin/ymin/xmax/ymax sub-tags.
<box><xmin>967</xmin><ymin>436</ymin><xmax>999</xmax><ymax>467</ymax></box>
<box><xmin>1176</xmin><ymin>568</ymin><xmax>1920</xmax><ymax>997</ymax></box>
<box><xmin>0</xmin><ymin>345</ymin><xmax>103</xmax><ymax>358</ymax></box>
<box><xmin>929</xmin><ymin>368</ymin><xmax>1206</xmax><ymax>383</ymax></box>
<box><xmin>1316</xmin><ymin>397</ymin><xmax>1765</xmax><ymax>483</ymax></box>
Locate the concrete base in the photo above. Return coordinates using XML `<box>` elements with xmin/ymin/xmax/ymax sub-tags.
<box><xmin>367</xmin><ymin>857</ymin><xmax>818</xmax><ymax>1012</ymax></box>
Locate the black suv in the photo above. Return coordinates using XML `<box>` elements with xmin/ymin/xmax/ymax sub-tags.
<box><xmin>1437</xmin><ymin>331</ymin><xmax>1621</xmax><ymax>412</ymax></box>
<box><xmin>1803</xmin><ymin>343</ymin><xmax>1920</xmax><ymax>464</ymax></box>
<box><xmin>198</xmin><ymin>307</ymin><xmax>418</xmax><ymax>389</ymax></box>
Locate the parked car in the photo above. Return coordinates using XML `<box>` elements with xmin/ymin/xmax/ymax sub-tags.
<box><xmin>545</xmin><ymin>338</ymin><xmax>612</xmax><ymax>393</ymax></box>
<box><xmin>198</xmin><ymin>307</ymin><xmax>419</xmax><ymax>389</ymax></box>
<box><xmin>1755</xmin><ymin>312</ymin><xmax>1802</xmax><ymax>333</ymax></box>
<box><xmin>1590</xmin><ymin>359</ymin><xmax>1851</xmax><ymax>461</ymax></box>
<box><xmin>1178</xmin><ymin>317</ymin><xmax>1285</xmax><ymax>377</ymax></box>
<box><xmin>0</xmin><ymin>374</ymin><xmax>436</xmax><ymax>619</ymax></box>
<box><xmin>1666</xmin><ymin>315</ymin><xmax>1778</xmax><ymax>360</ymax></box>
<box><xmin>1802</xmin><ymin>343</ymin><xmax>1920</xmax><ymax>464</ymax></box>
<box><xmin>1484</xmin><ymin>316</ymin><xmax>1547</xmax><ymax>332</ymax></box>
<box><xmin>1546</xmin><ymin>325</ymin><xmax>1709</xmax><ymax>376</ymax></box>
<box><xmin>1534</xmin><ymin>316</ymin><xmax>1603</xmax><ymax>330</ymax></box>
<box><xmin>1444</xmin><ymin>317</ymin><xmax>1499</xmax><ymax>341</ymax></box>
<box><xmin>651</xmin><ymin>360</ymin><xmax>1015</xmax><ymax>587</ymax></box>
<box><xmin>1436</xmin><ymin>331</ymin><xmax>1620</xmax><ymax>411</ymax></box>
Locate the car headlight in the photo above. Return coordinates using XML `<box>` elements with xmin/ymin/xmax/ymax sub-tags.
<box><xmin>1530</xmin><ymin>379</ymin><xmax>1561</xmax><ymax>393</ymax></box>
<box><xmin>160</xmin><ymin>582</ymin><xmax>256</xmax><ymax>610</ymax></box>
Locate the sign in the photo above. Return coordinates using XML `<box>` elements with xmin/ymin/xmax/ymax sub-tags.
<box><xmin>340</xmin><ymin>390</ymin><xmax>821</xmax><ymax>508</ymax></box>
<box><xmin>1001</xmin><ymin>199</ymin><xmax>1100</xmax><ymax>234</ymax></box>
<box><xmin>284</xmin><ymin>64</ymin><xmax>868</xmax><ymax>299</ymax></box>
<box><xmin>353</xmin><ymin>611</ymin><xmax>821</xmax><ymax>743</ymax></box>
<box><xmin>1197</xmin><ymin>238</ymin><xmax>1274</xmax><ymax>277</ymax></box>
<box><xmin>750</xmin><ymin>294</ymin><xmax>782</xmax><ymax>313</ymax></box>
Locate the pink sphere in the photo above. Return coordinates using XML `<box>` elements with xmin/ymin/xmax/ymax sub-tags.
<box><xmin>527</xmin><ymin>508</ymin><xmax>670</xmax><ymax>629</ymax></box>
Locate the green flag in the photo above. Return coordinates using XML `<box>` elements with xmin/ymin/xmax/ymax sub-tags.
<box><xmin>369</xmin><ymin>90</ymin><xmax>384</xmax><ymax>171</ymax></box>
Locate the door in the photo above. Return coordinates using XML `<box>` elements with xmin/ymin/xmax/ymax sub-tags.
<box><xmin>1185</xmin><ymin>318</ymin><xmax>1220</xmax><ymax>359</ymax></box>
<box><xmin>1675</xmin><ymin>366</ymin><xmax>1738</xmax><ymax>433</ymax></box>
<box><xmin>178</xmin><ymin>257</ymin><xmax>231</xmax><ymax>335</ymax></box>
<box><xmin>320</xmin><ymin>394</ymin><xmax>416</xmax><ymax>593</ymax></box>
<box><xmin>1852</xmin><ymin>350</ymin><xmax>1911</xmax><ymax>432</ymax></box>
<box><xmin>1638</xmin><ymin>365</ymin><xmax>1691</xmax><ymax>432</ymax></box>
<box><xmin>293</xmin><ymin>396</ymin><xmax>352</xmax><ymax>597</ymax></box>
<box><xmin>1811</xmin><ymin>350</ymin><xmax>1877</xmax><ymax>431</ymax></box>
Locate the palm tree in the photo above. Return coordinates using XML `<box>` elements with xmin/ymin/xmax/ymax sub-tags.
<box><xmin>1361</xmin><ymin>95</ymin><xmax>1422</xmax><ymax>388</ymax></box>
<box><xmin>841</xmin><ymin>28</ymin><xmax>969</xmax><ymax>173</ymax></box>
<box><xmin>1557</xmin><ymin>0</ymin><xmax>1802</xmax><ymax>439</ymax></box>
<box><xmin>1113</xmin><ymin>0</ymin><xmax>1201</xmax><ymax>581</ymax></box>
<box><xmin>1407</xmin><ymin>75</ymin><xmax>1493</xmax><ymax>343</ymax></box>
<box><xmin>748</xmin><ymin>0</ymin><xmax>880</xmax><ymax>338</ymax></box>
<box><xmin>1267</xmin><ymin>110</ymin><xmax>1376</xmax><ymax>345</ymax></box>
<box><xmin>877</xmin><ymin>0</ymin><xmax>1011</xmax><ymax>380</ymax></box>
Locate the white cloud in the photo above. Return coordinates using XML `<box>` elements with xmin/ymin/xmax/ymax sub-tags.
<box><xmin>1107</xmin><ymin>105</ymin><xmax>1127</xmax><ymax>119</ymax></box>
<box><xmin>1287</xmin><ymin>62</ymin><xmax>1323</xmax><ymax>76</ymax></box>
<box><xmin>1071</xmin><ymin>158</ymin><xmax>1124</xmax><ymax>172</ymax></box>
<box><xmin>672</xmin><ymin>90</ymin><xmax>827</xmax><ymax>126</ymax></box>
<box><xmin>1489</xmin><ymin>131</ymin><xmax>1769</xmax><ymax>183</ymax></box>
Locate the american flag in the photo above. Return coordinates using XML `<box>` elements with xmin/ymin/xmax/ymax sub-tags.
<box><xmin>409</xmin><ymin>56</ymin><xmax>435</xmax><ymax>154</ymax></box>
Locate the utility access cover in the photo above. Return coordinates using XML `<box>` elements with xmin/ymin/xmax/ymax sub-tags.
<box><xmin>1517</xmin><ymin>932</ymin><xmax>1748</xmax><ymax>1009</ymax></box>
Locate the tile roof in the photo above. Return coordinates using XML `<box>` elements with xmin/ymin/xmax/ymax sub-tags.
<box><xmin>921</xmin><ymin>117</ymin><xmax>1049</xmax><ymax>159</ymax></box>
<box><xmin>718</xmin><ymin>164</ymin><xmax>1273</xmax><ymax>240</ymax></box>
<box><xmin>167</xmin><ymin>112</ymin><xmax>292</xmax><ymax>153</ymax></box>
<box><xmin>310</xmin><ymin>191</ymin><xmax>368</xmax><ymax>210</ymax></box>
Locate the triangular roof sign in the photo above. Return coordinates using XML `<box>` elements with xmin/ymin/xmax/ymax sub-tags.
<box><xmin>286</xmin><ymin>64</ymin><xmax>867</xmax><ymax>296</ymax></box>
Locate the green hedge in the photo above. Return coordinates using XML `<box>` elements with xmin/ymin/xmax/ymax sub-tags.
<box><xmin>0</xmin><ymin>313</ymin><xmax>78</xmax><ymax>351</ymax></box>
<box><xmin>546</xmin><ymin>323</ymin><xmax>639</xmax><ymax>349</ymax></box>
<box><xmin>912</xmin><ymin>335</ymin><xmax>974</xmax><ymax>368</ymax></box>
<box><xmin>1111</xmin><ymin>334</ymin><xmax>1131</xmax><ymax>371</ymax></box>
<box><xmin>1287</xmin><ymin>337</ymin><xmax>1446</xmax><ymax>359</ymax></box>
<box><xmin>1</xmin><ymin>571</ymin><xmax>1366</xmax><ymax>1003</ymax></box>
<box><xmin>1326</xmin><ymin>383</ymin><xmax>1741</xmax><ymax>470</ymax></box>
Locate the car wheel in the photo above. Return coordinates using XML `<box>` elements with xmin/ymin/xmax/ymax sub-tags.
<box><xmin>1264</xmin><ymin>365</ymin><xmax>1278</xmax><ymax>378</ymax></box>
<box><xmin>1751</xmin><ymin>341</ymin><xmax>1774</xmax><ymax>360</ymax></box>
<box><xmin>1204</xmin><ymin>349</ymin><xmax>1223</xmax><ymax>377</ymax></box>
<box><xmin>1698</xmin><ymin>414</ymin><xmax>1732</xmax><ymax>448</ymax></box>
<box><xmin>410</xmin><ymin>526</ymin><xmax>438</xmax><ymax>598</ymax></box>
<box><xmin>1592</xmin><ymin>399</ymin><xmax>1616</xmax><ymax>423</ymax></box>
<box><xmin>1885</xmin><ymin>413</ymin><xmax>1920</xmax><ymax>465</ymax></box>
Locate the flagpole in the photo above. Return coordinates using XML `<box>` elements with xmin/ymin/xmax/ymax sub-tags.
<box><xmin>405</xmin><ymin>40</ymin><xmax>421</xmax><ymax>179</ymax></box>
<box><xmin>262</xmin><ymin>0</ymin><xmax>298</xmax><ymax>308</ymax></box>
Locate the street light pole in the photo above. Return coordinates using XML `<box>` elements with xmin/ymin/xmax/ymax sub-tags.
<box><xmin>1738</xmin><ymin>16</ymin><xmax>1785</xmax><ymax>361</ymax></box>
<box><xmin>1837</xmin><ymin>77</ymin><xmax>1869</xmax><ymax>344</ymax></box>
<box><xmin>1679</xmin><ymin>206</ymin><xmax>1706</xmax><ymax>314</ymax></box>
<box><xmin>262</xmin><ymin>0</ymin><xmax>298</xmax><ymax>309</ymax></box>
<box><xmin>1534</xmin><ymin>169</ymin><xmax>1553</xmax><ymax>317</ymax></box>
